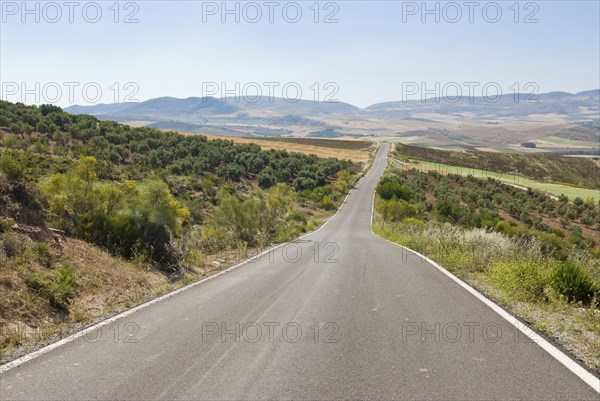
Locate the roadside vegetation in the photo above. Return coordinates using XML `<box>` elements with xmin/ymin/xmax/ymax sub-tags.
<box><xmin>0</xmin><ymin>100</ymin><xmax>364</xmax><ymax>360</ymax></box>
<box><xmin>373</xmin><ymin>163</ymin><xmax>600</xmax><ymax>372</ymax></box>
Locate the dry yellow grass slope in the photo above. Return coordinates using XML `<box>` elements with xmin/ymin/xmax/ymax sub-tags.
<box><xmin>201</xmin><ymin>135</ymin><xmax>372</xmax><ymax>162</ymax></box>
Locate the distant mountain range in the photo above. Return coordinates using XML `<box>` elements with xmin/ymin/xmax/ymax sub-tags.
<box><xmin>65</xmin><ymin>96</ymin><xmax>360</xmax><ymax>120</ymax></box>
<box><xmin>64</xmin><ymin>90</ymin><xmax>599</xmax><ymax>138</ymax></box>
<box><xmin>366</xmin><ymin>89</ymin><xmax>600</xmax><ymax>119</ymax></box>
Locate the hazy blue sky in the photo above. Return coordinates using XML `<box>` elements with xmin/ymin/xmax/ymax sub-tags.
<box><xmin>1</xmin><ymin>1</ymin><xmax>599</xmax><ymax>107</ymax></box>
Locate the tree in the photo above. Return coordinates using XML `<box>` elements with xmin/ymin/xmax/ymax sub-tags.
<box><xmin>9</xmin><ymin>122</ymin><xmax>32</xmax><ymax>138</ymax></box>
<box><xmin>376</xmin><ymin>178</ymin><xmax>411</xmax><ymax>201</ymax></box>
<box><xmin>258</xmin><ymin>170</ymin><xmax>277</xmax><ymax>189</ymax></box>
<box><xmin>39</xmin><ymin>104</ymin><xmax>63</xmax><ymax>116</ymax></box>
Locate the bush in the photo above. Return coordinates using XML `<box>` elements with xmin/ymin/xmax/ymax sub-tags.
<box><xmin>0</xmin><ymin>154</ymin><xmax>25</xmax><ymax>181</ymax></box>
<box><xmin>257</xmin><ymin>172</ymin><xmax>277</xmax><ymax>189</ymax></box>
<box><xmin>287</xmin><ymin>211</ymin><xmax>307</xmax><ymax>225</ymax></box>
<box><xmin>551</xmin><ymin>260</ymin><xmax>598</xmax><ymax>304</ymax></box>
<box><xmin>213</xmin><ymin>184</ymin><xmax>294</xmax><ymax>247</ymax></box>
<box><xmin>495</xmin><ymin>220</ymin><xmax>517</xmax><ymax>236</ymax></box>
<box><xmin>376</xmin><ymin>179</ymin><xmax>411</xmax><ymax>201</ymax></box>
<box><xmin>320</xmin><ymin>195</ymin><xmax>336</xmax><ymax>210</ymax></box>
<box><xmin>293</xmin><ymin>177</ymin><xmax>317</xmax><ymax>191</ymax></box>
<box><xmin>2</xmin><ymin>232</ymin><xmax>23</xmax><ymax>258</ymax></box>
<box><xmin>41</xmin><ymin>160</ymin><xmax>189</xmax><ymax>267</ymax></box>
<box><xmin>534</xmin><ymin>231</ymin><xmax>568</xmax><ymax>259</ymax></box>
<box><xmin>490</xmin><ymin>261</ymin><xmax>548</xmax><ymax>302</ymax></box>
<box><xmin>435</xmin><ymin>198</ymin><xmax>467</xmax><ymax>224</ymax></box>
<box><xmin>26</xmin><ymin>265</ymin><xmax>76</xmax><ymax>310</ymax></box>
<box><xmin>35</xmin><ymin>242</ymin><xmax>53</xmax><ymax>268</ymax></box>
<box><xmin>0</xmin><ymin>217</ymin><xmax>14</xmax><ymax>233</ymax></box>
<box><xmin>403</xmin><ymin>217</ymin><xmax>427</xmax><ymax>228</ymax></box>
<box><xmin>377</xmin><ymin>199</ymin><xmax>417</xmax><ymax>222</ymax></box>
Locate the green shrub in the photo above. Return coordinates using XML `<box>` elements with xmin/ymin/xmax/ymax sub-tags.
<box><xmin>0</xmin><ymin>154</ymin><xmax>25</xmax><ymax>181</ymax></box>
<box><xmin>287</xmin><ymin>211</ymin><xmax>308</xmax><ymax>225</ymax></box>
<box><xmin>34</xmin><ymin>243</ymin><xmax>53</xmax><ymax>268</ymax></box>
<box><xmin>490</xmin><ymin>261</ymin><xmax>548</xmax><ymax>302</ymax></box>
<box><xmin>403</xmin><ymin>217</ymin><xmax>427</xmax><ymax>228</ymax></box>
<box><xmin>435</xmin><ymin>198</ymin><xmax>468</xmax><ymax>224</ymax></box>
<box><xmin>0</xmin><ymin>217</ymin><xmax>15</xmax><ymax>233</ymax></box>
<box><xmin>26</xmin><ymin>265</ymin><xmax>76</xmax><ymax>310</ymax></box>
<box><xmin>495</xmin><ymin>220</ymin><xmax>517</xmax><ymax>236</ymax></box>
<box><xmin>2</xmin><ymin>232</ymin><xmax>23</xmax><ymax>258</ymax></box>
<box><xmin>377</xmin><ymin>199</ymin><xmax>417</xmax><ymax>222</ymax></box>
<box><xmin>376</xmin><ymin>178</ymin><xmax>411</xmax><ymax>201</ymax></box>
<box><xmin>214</xmin><ymin>184</ymin><xmax>293</xmax><ymax>247</ymax></box>
<box><xmin>551</xmin><ymin>260</ymin><xmax>598</xmax><ymax>304</ymax></box>
<box><xmin>533</xmin><ymin>231</ymin><xmax>568</xmax><ymax>259</ymax></box>
<box><xmin>214</xmin><ymin>192</ymin><xmax>266</xmax><ymax>245</ymax></box>
<box><xmin>320</xmin><ymin>195</ymin><xmax>336</xmax><ymax>210</ymax></box>
<box><xmin>475</xmin><ymin>209</ymin><xmax>499</xmax><ymax>229</ymax></box>
<box><xmin>257</xmin><ymin>171</ymin><xmax>277</xmax><ymax>189</ymax></box>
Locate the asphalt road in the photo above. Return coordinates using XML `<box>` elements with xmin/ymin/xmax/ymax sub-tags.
<box><xmin>1</xmin><ymin>143</ymin><xmax>598</xmax><ymax>400</ymax></box>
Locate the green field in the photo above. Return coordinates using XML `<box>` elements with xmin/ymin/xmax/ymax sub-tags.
<box><xmin>406</xmin><ymin>160</ymin><xmax>600</xmax><ymax>202</ymax></box>
<box><xmin>541</xmin><ymin>136</ymin><xmax>585</xmax><ymax>145</ymax></box>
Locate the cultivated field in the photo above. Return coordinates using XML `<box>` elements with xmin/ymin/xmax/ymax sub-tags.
<box><xmin>395</xmin><ymin>143</ymin><xmax>600</xmax><ymax>189</ymax></box>
<box><xmin>201</xmin><ymin>135</ymin><xmax>373</xmax><ymax>162</ymax></box>
<box><xmin>398</xmin><ymin>159</ymin><xmax>600</xmax><ymax>202</ymax></box>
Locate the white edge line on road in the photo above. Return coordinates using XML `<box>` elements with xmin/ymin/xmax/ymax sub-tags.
<box><xmin>0</xmin><ymin>165</ymin><xmax>369</xmax><ymax>374</ymax></box>
<box><xmin>370</xmin><ymin>192</ymin><xmax>600</xmax><ymax>393</ymax></box>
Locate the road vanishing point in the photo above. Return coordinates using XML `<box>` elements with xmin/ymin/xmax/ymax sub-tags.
<box><xmin>1</xmin><ymin>144</ymin><xmax>598</xmax><ymax>400</ymax></box>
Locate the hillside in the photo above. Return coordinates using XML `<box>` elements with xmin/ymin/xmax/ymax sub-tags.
<box><xmin>394</xmin><ymin>143</ymin><xmax>600</xmax><ymax>190</ymax></box>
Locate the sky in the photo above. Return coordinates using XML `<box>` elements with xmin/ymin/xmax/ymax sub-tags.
<box><xmin>1</xmin><ymin>0</ymin><xmax>599</xmax><ymax>108</ymax></box>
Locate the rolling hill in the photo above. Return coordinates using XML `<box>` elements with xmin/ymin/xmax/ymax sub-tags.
<box><xmin>64</xmin><ymin>90</ymin><xmax>600</xmax><ymax>150</ymax></box>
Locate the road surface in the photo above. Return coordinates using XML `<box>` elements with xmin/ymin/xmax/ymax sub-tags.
<box><xmin>1</xmin><ymin>143</ymin><xmax>598</xmax><ymax>400</ymax></box>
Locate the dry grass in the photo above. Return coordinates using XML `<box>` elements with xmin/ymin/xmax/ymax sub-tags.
<box><xmin>0</xmin><ymin>231</ymin><xmax>172</xmax><ymax>359</ymax></box>
<box><xmin>200</xmin><ymin>135</ymin><xmax>372</xmax><ymax>162</ymax></box>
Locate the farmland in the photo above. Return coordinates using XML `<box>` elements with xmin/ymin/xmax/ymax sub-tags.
<box><xmin>197</xmin><ymin>135</ymin><xmax>373</xmax><ymax>163</ymax></box>
<box><xmin>395</xmin><ymin>143</ymin><xmax>600</xmax><ymax>190</ymax></box>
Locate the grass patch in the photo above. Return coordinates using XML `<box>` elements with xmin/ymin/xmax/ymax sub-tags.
<box><xmin>489</xmin><ymin>260</ymin><xmax>548</xmax><ymax>302</ymax></box>
<box><xmin>26</xmin><ymin>265</ymin><xmax>76</xmax><ymax>311</ymax></box>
